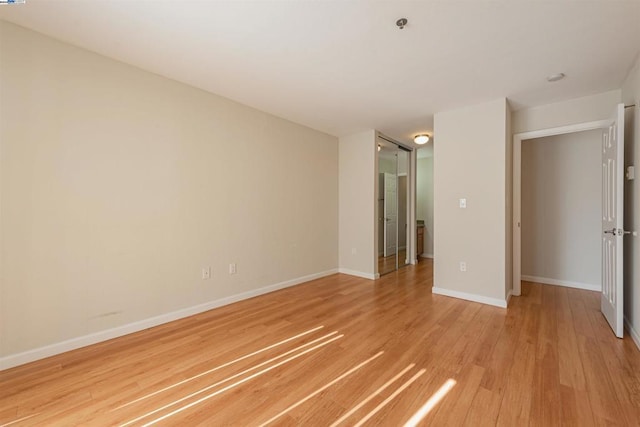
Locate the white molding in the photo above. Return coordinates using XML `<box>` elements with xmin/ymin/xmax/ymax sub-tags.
<box><xmin>432</xmin><ymin>287</ymin><xmax>508</xmax><ymax>308</ymax></box>
<box><xmin>0</xmin><ymin>269</ymin><xmax>339</xmax><ymax>371</ymax></box>
<box><xmin>514</xmin><ymin>120</ymin><xmax>611</xmax><ymax>141</ymax></box>
<box><xmin>512</xmin><ymin>118</ymin><xmax>612</xmax><ymax>297</ymax></box>
<box><xmin>513</xmin><ymin>129</ymin><xmax>522</xmax><ymax>296</ymax></box>
<box><xmin>521</xmin><ymin>275</ymin><xmax>601</xmax><ymax>292</ymax></box>
<box><xmin>338</xmin><ymin>268</ymin><xmax>377</xmax><ymax>280</ymax></box>
<box><xmin>420</xmin><ymin>253</ymin><xmax>433</xmax><ymax>259</ymax></box>
<box><xmin>625</xmin><ymin>316</ymin><xmax>640</xmax><ymax>351</ymax></box>
<box><xmin>506</xmin><ymin>289</ymin><xmax>513</xmax><ymax>306</ymax></box>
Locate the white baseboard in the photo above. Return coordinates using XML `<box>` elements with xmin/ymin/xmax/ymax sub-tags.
<box><xmin>338</xmin><ymin>268</ymin><xmax>377</xmax><ymax>280</ymax></box>
<box><xmin>521</xmin><ymin>275</ymin><xmax>600</xmax><ymax>292</ymax></box>
<box><xmin>506</xmin><ymin>289</ymin><xmax>513</xmax><ymax>306</ymax></box>
<box><xmin>420</xmin><ymin>253</ymin><xmax>433</xmax><ymax>259</ymax></box>
<box><xmin>625</xmin><ymin>316</ymin><xmax>640</xmax><ymax>351</ymax></box>
<box><xmin>0</xmin><ymin>268</ymin><xmax>339</xmax><ymax>371</ymax></box>
<box><xmin>432</xmin><ymin>287</ymin><xmax>507</xmax><ymax>308</ymax></box>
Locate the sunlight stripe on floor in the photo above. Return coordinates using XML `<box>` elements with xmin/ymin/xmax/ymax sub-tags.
<box><xmin>329</xmin><ymin>364</ymin><xmax>415</xmax><ymax>427</ymax></box>
<box><xmin>353</xmin><ymin>369</ymin><xmax>426</xmax><ymax>427</ymax></box>
<box><xmin>0</xmin><ymin>413</ymin><xmax>40</xmax><ymax>427</ymax></box>
<box><xmin>139</xmin><ymin>334</ymin><xmax>344</xmax><ymax>427</ymax></box>
<box><xmin>113</xmin><ymin>325</ymin><xmax>325</xmax><ymax>410</ymax></box>
<box><xmin>403</xmin><ymin>379</ymin><xmax>456</xmax><ymax>427</ymax></box>
<box><xmin>258</xmin><ymin>351</ymin><xmax>385</xmax><ymax>426</ymax></box>
<box><xmin>120</xmin><ymin>331</ymin><xmax>339</xmax><ymax>427</ymax></box>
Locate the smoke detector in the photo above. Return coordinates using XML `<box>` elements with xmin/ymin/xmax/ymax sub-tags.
<box><xmin>396</xmin><ymin>18</ymin><xmax>408</xmax><ymax>29</ymax></box>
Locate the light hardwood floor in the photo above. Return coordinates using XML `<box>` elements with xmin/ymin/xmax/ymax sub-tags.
<box><xmin>1</xmin><ymin>260</ymin><xmax>640</xmax><ymax>426</ymax></box>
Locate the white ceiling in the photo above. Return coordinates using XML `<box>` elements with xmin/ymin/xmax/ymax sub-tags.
<box><xmin>1</xmin><ymin>1</ymin><xmax>639</xmax><ymax>146</ymax></box>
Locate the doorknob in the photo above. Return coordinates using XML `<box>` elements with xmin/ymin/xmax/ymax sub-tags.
<box><xmin>604</xmin><ymin>228</ymin><xmax>637</xmax><ymax>236</ymax></box>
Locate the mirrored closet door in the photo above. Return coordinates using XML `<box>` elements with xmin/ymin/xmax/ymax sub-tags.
<box><xmin>377</xmin><ymin>137</ymin><xmax>410</xmax><ymax>275</ymax></box>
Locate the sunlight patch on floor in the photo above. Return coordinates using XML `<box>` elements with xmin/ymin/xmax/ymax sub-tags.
<box><xmin>329</xmin><ymin>363</ymin><xmax>415</xmax><ymax>426</ymax></box>
<box><xmin>0</xmin><ymin>413</ymin><xmax>40</xmax><ymax>427</ymax></box>
<box><xmin>113</xmin><ymin>325</ymin><xmax>325</xmax><ymax>410</ymax></box>
<box><xmin>403</xmin><ymin>378</ymin><xmax>457</xmax><ymax>427</ymax></box>
<box><xmin>126</xmin><ymin>333</ymin><xmax>344</xmax><ymax>427</ymax></box>
<box><xmin>258</xmin><ymin>351</ymin><xmax>385</xmax><ymax>426</ymax></box>
<box><xmin>353</xmin><ymin>369</ymin><xmax>426</xmax><ymax>427</ymax></box>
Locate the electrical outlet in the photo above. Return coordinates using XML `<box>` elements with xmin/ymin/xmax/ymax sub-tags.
<box><xmin>459</xmin><ymin>198</ymin><xmax>467</xmax><ymax>209</ymax></box>
<box><xmin>202</xmin><ymin>267</ymin><xmax>211</xmax><ymax>279</ymax></box>
<box><xmin>229</xmin><ymin>263</ymin><xmax>237</xmax><ymax>274</ymax></box>
<box><xmin>459</xmin><ymin>262</ymin><xmax>467</xmax><ymax>272</ymax></box>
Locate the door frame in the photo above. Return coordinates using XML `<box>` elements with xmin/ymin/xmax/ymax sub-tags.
<box><xmin>512</xmin><ymin>119</ymin><xmax>610</xmax><ymax>296</ymax></box>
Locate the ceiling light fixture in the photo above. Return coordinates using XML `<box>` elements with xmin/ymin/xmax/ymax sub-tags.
<box><xmin>414</xmin><ymin>134</ymin><xmax>430</xmax><ymax>145</ymax></box>
<box><xmin>546</xmin><ymin>73</ymin><xmax>565</xmax><ymax>82</ymax></box>
<box><xmin>396</xmin><ymin>18</ymin><xmax>408</xmax><ymax>29</ymax></box>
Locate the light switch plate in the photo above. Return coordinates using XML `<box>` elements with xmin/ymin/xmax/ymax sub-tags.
<box><xmin>459</xmin><ymin>198</ymin><xmax>467</xmax><ymax>208</ymax></box>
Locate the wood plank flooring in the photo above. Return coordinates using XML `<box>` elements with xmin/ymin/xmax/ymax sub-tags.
<box><xmin>1</xmin><ymin>260</ymin><xmax>640</xmax><ymax>426</ymax></box>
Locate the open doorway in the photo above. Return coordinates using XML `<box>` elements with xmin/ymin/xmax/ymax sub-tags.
<box><xmin>520</xmin><ymin>129</ymin><xmax>602</xmax><ymax>291</ymax></box>
<box><xmin>513</xmin><ymin>104</ymin><xmax>627</xmax><ymax>338</ymax></box>
<box><xmin>416</xmin><ymin>147</ymin><xmax>434</xmax><ymax>262</ymax></box>
<box><xmin>513</xmin><ymin>118</ymin><xmax>612</xmax><ymax>296</ymax></box>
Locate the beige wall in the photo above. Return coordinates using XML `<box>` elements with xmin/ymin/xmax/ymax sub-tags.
<box><xmin>433</xmin><ymin>98</ymin><xmax>509</xmax><ymax>306</ymax></box>
<box><xmin>622</xmin><ymin>54</ymin><xmax>640</xmax><ymax>347</ymax></box>
<box><xmin>521</xmin><ymin>130</ymin><xmax>602</xmax><ymax>289</ymax></box>
<box><xmin>0</xmin><ymin>22</ymin><xmax>339</xmax><ymax>364</ymax></box>
<box><xmin>339</xmin><ymin>130</ymin><xmax>376</xmax><ymax>278</ymax></box>
<box><xmin>512</xmin><ymin>90</ymin><xmax>621</xmax><ymax>134</ymax></box>
<box><xmin>416</xmin><ymin>156</ymin><xmax>434</xmax><ymax>257</ymax></box>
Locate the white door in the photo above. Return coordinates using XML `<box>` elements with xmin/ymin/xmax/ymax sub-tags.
<box><xmin>601</xmin><ymin>103</ymin><xmax>624</xmax><ymax>338</ymax></box>
<box><xmin>384</xmin><ymin>172</ymin><xmax>397</xmax><ymax>257</ymax></box>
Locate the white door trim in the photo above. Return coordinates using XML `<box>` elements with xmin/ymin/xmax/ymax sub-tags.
<box><xmin>409</xmin><ymin>149</ymin><xmax>417</xmax><ymax>264</ymax></box>
<box><xmin>512</xmin><ymin>119</ymin><xmax>611</xmax><ymax>296</ymax></box>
